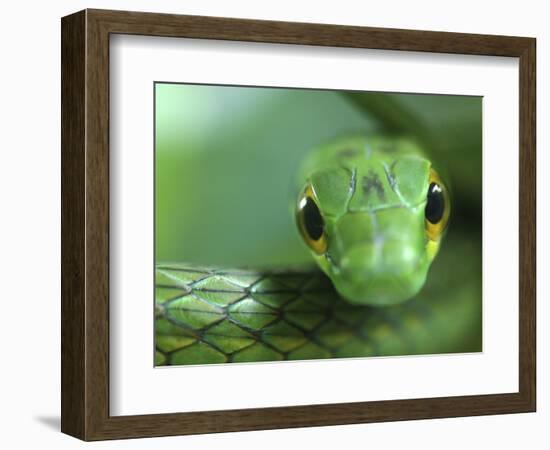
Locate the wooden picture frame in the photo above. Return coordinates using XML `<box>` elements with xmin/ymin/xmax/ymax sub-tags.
<box><xmin>61</xmin><ymin>9</ymin><xmax>536</xmax><ymax>440</ymax></box>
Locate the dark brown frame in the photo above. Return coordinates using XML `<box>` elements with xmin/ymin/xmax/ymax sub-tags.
<box><xmin>61</xmin><ymin>8</ymin><xmax>536</xmax><ymax>441</ymax></box>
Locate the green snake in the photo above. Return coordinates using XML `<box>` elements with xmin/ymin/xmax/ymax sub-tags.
<box><xmin>155</xmin><ymin>92</ymin><xmax>481</xmax><ymax>366</ymax></box>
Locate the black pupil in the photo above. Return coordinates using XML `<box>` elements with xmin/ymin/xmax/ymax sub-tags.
<box><xmin>425</xmin><ymin>182</ymin><xmax>445</xmax><ymax>224</ymax></box>
<box><xmin>303</xmin><ymin>197</ymin><xmax>324</xmax><ymax>240</ymax></box>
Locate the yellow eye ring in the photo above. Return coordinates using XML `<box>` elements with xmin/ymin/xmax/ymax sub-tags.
<box><xmin>296</xmin><ymin>185</ymin><xmax>328</xmax><ymax>255</ymax></box>
<box><xmin>425</xmin><ymin>168</ymin><xmax>451</xmax><ymax>241</ymax></box>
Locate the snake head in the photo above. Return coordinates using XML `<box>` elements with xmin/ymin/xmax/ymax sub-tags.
<box><xmin>296</xmin><ymin>137</ymin><xmax>450</xmax><ymax>306</ymax></box>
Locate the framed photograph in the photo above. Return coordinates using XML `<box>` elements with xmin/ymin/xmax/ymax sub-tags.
<box><xmin>61</xmin><ymin>9</ymin><xmax>536</xmax><ymax>440</ymax></box>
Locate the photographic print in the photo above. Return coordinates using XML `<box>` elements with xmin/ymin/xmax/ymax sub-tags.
<box><xmin>154</xmin><ymin>84</ymin><xmax>482</xmax><ymax>366</ymax></box>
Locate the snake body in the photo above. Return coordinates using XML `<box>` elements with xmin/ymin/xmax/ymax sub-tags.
<box><xmin>155</xmin><ymin>134</ymin><xmax>480</xmax><ymax>366</ymax></box>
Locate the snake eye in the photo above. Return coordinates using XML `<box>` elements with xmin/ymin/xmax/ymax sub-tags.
<box><xmin>296</xmin><ymin>185</ymin><xmax>328</xmax><ymax>254</ymax></box>
<box><xmin>425</xmin><ymin>168</ymin><xmax>450</xmax><ymax>241</ymax></box>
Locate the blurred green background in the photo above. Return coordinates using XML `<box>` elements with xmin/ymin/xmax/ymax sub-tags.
<box><xmin>155</xmin><ymin>83</ymin><xmax>481</xmax><ymax>269</ymax></box>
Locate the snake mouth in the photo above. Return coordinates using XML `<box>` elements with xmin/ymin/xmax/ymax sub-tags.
<box><xmin>331</xmin><ymin>268</ymin><xmax>428</xmax><ymax>306</ymax></box>
<box><xmin>325</xmin><ymin>239</ymin><xmax>429</xmax><ymax>306</ymax></box>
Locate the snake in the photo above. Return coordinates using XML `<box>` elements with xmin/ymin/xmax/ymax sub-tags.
<box><xmin>155</xmin><ymin>92</ymin><xmax>482</xmax><ymax>366</ymax></box>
